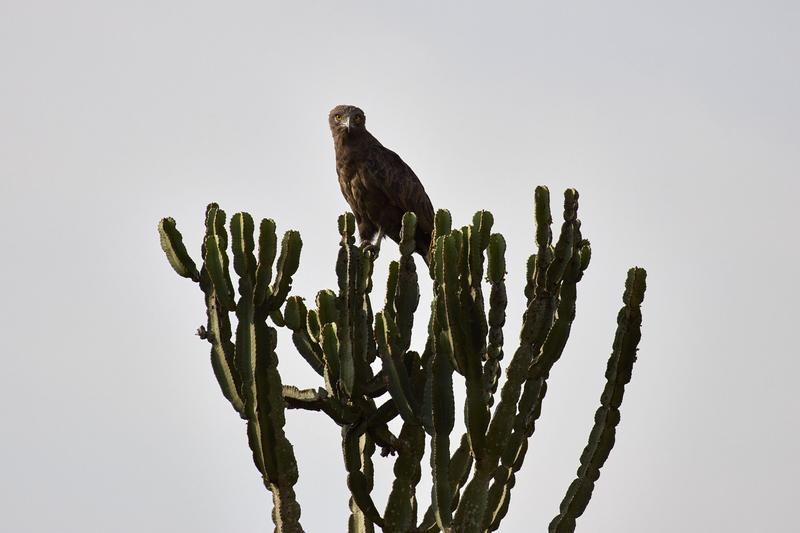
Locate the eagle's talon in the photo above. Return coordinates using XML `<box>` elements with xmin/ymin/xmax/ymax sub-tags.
<box><xmin>360</xmin><ymin>242</ymin><xmax>379</xmax><ymax>259</ymax></box>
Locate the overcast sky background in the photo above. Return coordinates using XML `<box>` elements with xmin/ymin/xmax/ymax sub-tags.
<box><xmin>2</xmin><ymin>1</ymin><xmax>798</xmax><ymax>532</ymax></box>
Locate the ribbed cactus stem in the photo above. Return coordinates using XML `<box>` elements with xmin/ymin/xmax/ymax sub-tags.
<box><xmin>265</xmin><ymin>230</ymin><xmax>302</xmax><ymax>310</ymax></box>
<box><xmin>549</xmin><ymin>267</ymin><xmax>647</xmax><ymax>533</ymax></box>
<box><xmin>484</xmin><ymin>233</ymin><xmax>507</xmax><ymax>406</ymax></box>
<box><xmin>485</xmin><ymin>207</ymin><xmax>586</xmax><ymax>531</ymax></box>
<box><xmin>375</xmin><ymin>311</ymin><xmax>418</xmax><ymax>424</ymax></box>
<box><xmin>430</xmin><ymin>331</ymin><xmax>455</xmax><ymax>530</ymax></box>
<box><xmin>203</xmin><ymin>205</ymin><xmax>236</xmax><ymax>311</ymax></box>
<box><xmin>254</xmin><ymin>218</ymin><xmax>278</xmax><ymax>305</ymax></box>
<box><xmin>394</xmin><ymin>212</ymin><xmax>420</xmax><ymax>351</ymax></box>
<box><xmin>348</xmin><ymin>434</ymin><xmax>377</xmax><ymax>533</ymax></box>
<box><xmin>344</xmin><ymin>427</ymin><xmax>385</xmax><ymax>528</ymax></box>
<box><xmin>383</xmin><ymin>423</ymin><xmax>426</xmax><ymax>533</ymax></box>
<box><xmin>204</xmin><ymin>288</ymin><xmax>244</xmax><ymax>416</ymax></box>
<box><xmin>158</xmin><ymin>217</ymin><xmax>200</xmax><ymax>281</ymax></box>
<box><xmin>284</xmin><ymin>296</ymin><xmax>325</xmax><ymax>376</ymax></box>
<box><xmin>484</xmin><ymin>186</ymin><xmax>557</xmax><ymax>463</ymax></box>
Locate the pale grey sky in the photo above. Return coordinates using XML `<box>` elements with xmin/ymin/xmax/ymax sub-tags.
<box><xmin>2</xmin><ymin>1</ymin><xmax>798</xmax><ymax>532</ymax></box>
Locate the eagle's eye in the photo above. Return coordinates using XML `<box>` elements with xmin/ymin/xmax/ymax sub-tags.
<box><xmin>354</xmin><ymin>115</ymin><xmax>362</xmax><ymax>123</ymax></box>
<box><xmin>334</xmin><ymin>114</ymin><xmax>342</xmax><ymax>122</ymax></box>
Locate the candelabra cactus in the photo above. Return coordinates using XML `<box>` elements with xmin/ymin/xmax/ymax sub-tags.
<box><xmin>158</xmin><ymin>187</ymin><xmax>647</xmax><ymax>533</ymax></box>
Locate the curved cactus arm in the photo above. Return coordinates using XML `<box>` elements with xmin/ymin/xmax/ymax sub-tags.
<box><xmin>549</xmin><ymin>268</ymin><xmax>646</xmax><ymax>533</ymax></box>
<box><xmin>383</xmin><ymin>423</ymin><xmax>426</xmax><ymax>533</ymax></box>
<box><xmin>343</xmin><ymin>427</ymin><xmax>385</xmax><ymax>528</ymax></box>
<box><xmin>254</xmin><ymin>218</ymin><xmax>277</xmax><ymax>306</ymax></box>
<box><xmin>264</xmin><ymin>230</ymin><xmax>302</xmax><ymax>311</ymax></box>
<box><xmin>375</xmin><ymin>312</ymin><xmax>418</xmax><ymax>424</ymax></box>
<box><xmin>284</xmin><ymin>296</ymin><xmax>325</xmax><ymax>376</ymax></box>
<box><xmin>204</xmin><ymin>288</ymin><xmax>244</xmax><ymax>416</ymax></box>
<box><xmin>158</xmin><ymin>217</ymin><xmax>200</xmax><ymax>281</ymax></box>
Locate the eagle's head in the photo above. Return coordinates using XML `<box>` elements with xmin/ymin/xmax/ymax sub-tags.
<box><xmin>329</xmin><ymin>105</ymin><xmax>367</xmax><ymax>138</ymax></box>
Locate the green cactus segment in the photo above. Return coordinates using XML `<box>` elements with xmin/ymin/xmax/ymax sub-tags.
<box><xmin>486</xmin><ymin>233</ymin><xmax>506</xmax><ymax>284</ymax></box>
<box><xmin>430</xmin><ymin>331</ymin><xmax>455</xmax><ymax>530</ymax></box>
<box><xmin>487</xmin><ymin>206</ymin><xmax>589</xmax><ymax>531</ymax></box>
<box><xmin>348</xmin><ymin>434</ymin><xmax>377</xmax><ymax>533</ymax></box>
<box><xmin>231</xmin><ymin>212</ymin><xmax>257</xmax><ymax>281</ymax></box>
<box><xmin>283</xmin><ymin>296</ymin><xmax>325</xmax><ymax>376</ymax></box>
<box><xmin>375</xmin><ymin>312</ymin><xmax>418</xmax><ymax>423</ymax></box>
<box><xmin>158</xmin><ymin>217</ymin><xmax>200</xmax><ymax>281</ymax></box>
<box><xmin>255</xmin><ymin>329</ymin><xmax>301</xmax><ymax>513</ymax></box>
<box><xmin>394</xmin><ymin>213</ymin><xmax>420</xmax><ymax>351</ymax></box>
<box><xmin>269</xmin><ymin>484</ymin><xmax>304</xmax><ymax>533</ymax></box>
<box><xmin>254</xmin><ymin>218</ymin><xmax>278</xmax><ymax>305</ymax></box>
<box><xmin>317</xmin><ymin>289</ymin><xmax>339</xmax><ymax>325</ymax></box>
<box><xmin>549</xmin><ymin>267</ymin><xmax>646</xmax><ymax>533</ymax></box>
<box><xmin>418</xmin><ymin>434</ymin><xmax>473</xmax><ymax>533</ymax></box>
<box><xmin>452</xmin><ymin>467</ymin><xmax>491</xmax><ymax>533</ymax></box>
<box><xmin>429</xmin><ymin>209</ymin><xmax>452</xmax><ymax>274</ymax></box>
<box><xmin>202</xmin><ymin>206</ymin><xmax>236</xmax><ymax>311</ymax></box>
<box><xmin>450</xmin><ymin>238</ymin><xmax>488</xmax><ymax>459</ymax></box>
<box><xmin>432</xmin><ymin>209</ymin><xmax>452</xmax><ymax>243</ymax></box>
<box><xmin>254</xmin><ymin>325</ymin><xmax>299</xmax><ymax>482</ymax></box>
<box><xmin>579</xmin><ymin>240</ymin><xmax>591</xmax><ymax>272</ymax></box>
<box><xmin>484</xmin><ymin>234</ymin><xmax>508</xmax><ymax>407</ymax></box>
<box><xmin>205</xmin><ymin>288</ymin><xmax>245</xmax><ymax>415</ymax></box>
<box><xmin>344</xmin><ymin>428</ymin><xmax>385</xmax><ymax>528</ymax></box>
<box><xmin>384</xmin><ymin>261</ymin><xmax>400</xmax><ymax>318</ymax></box>
<box><xmin>383</xmin><ymin>423</ymin><xmax>426</xmax><ymax>533</ymax></box>
<box><xmin>306</xmin><ymin>308</ymin><xmax>321</xmax><ymax>343</ymax></box>
<box><xmin>284</xmin><ymin>296</ymin><xmax>306</xmax><ymax>331</ymax></box>
<box><xmin>265</xmin><ymin>230</ymin><xmax>302</xmax><ymax>310</ymax></box>
<box><xmin>335</xmin><ymin>212</ymin><xmax>371</xmax><ymax>399</ymax></box>
<box><xmin>399</xmin><ymin>211</ymin><xmax>418</xmax><ymax>257</ymax></box>
<box><xmin>485</xmin><ymin>186</ymin><xmax>557</xmax><ymax>467</ymax></box>
<box><xmin>321</xmin><ymin>323</ymin><xmax>341</xmax><ymax>395</ymax></box>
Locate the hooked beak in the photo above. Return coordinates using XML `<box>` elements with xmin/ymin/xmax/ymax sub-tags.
<box><xmin>342</xmin><ymin>116</ymin><xmax>351</xmax><ymax>131</ymax></box>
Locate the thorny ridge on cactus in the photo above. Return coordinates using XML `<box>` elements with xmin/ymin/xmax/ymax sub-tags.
<box><xmin>158</xmin><ymin>187</ymin><xmax>648</xmax><ymax>533</ymax></box>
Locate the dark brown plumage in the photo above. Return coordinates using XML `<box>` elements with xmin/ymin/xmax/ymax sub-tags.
<box><xmin>329</xmin><ymin>105</ymin><xmax>435</xmax><ymax>263</ymax></box>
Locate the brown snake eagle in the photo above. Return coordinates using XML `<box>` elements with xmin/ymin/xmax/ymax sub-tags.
<box><xmin>329</xmin><ymin>105</ymin><xmax>435</xmax><ymax>264</ymax></box>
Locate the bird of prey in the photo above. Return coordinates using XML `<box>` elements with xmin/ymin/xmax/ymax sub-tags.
<box><xmin>329</xmin><ymin>105</ymin><xmax>435</xmax><ymax>264</ymax></box>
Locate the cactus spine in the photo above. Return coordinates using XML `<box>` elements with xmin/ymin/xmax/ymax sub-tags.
<box><xmin>160</xmin><ymin>187</ymin><xmax>648</xmax><ymax>533</ymax></box>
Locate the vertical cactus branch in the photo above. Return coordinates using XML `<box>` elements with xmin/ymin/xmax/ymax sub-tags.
<box><xmin>548</xmin><ymin>268</ymin><xmax>646</xmax><ymax>533</ymax></box>
<box><xmin>429</xmin><ymin>331</ymin><xmax>455</xmax><ymax>531</ymax></box>
<box><xmin>383</xmin><ymin>423</ymin><xmax>426</xmax><ymax>533</ymax></box>
<box><xmin>484</xmin><ymin>233</ymin><xmax>507</xmax><ymax>407</ymax></box>
<box><xmin>484</xmin><ymin>191</ymin><xmax>584</xmax><ymax>530</ymax></box>
<box><xmin>348</xmin><ymin>434</ymin><xmax>377</xmax><ymax>533</ymax></box>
